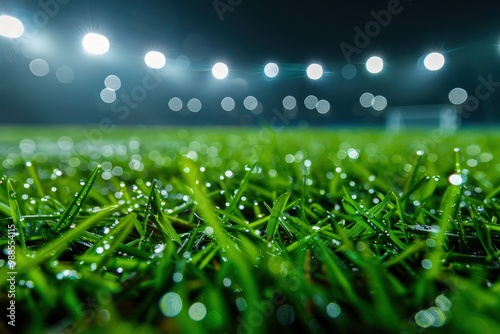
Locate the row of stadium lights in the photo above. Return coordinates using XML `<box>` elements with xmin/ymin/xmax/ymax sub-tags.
<box><xmin>0</xmin><ymin>16</ymin><xmax>447</xmax><ymax>77</ymax></box>
<box><xmin>2</xmin><ymin>16</ymin><xmax>462</xmax><ymax>113</ymax></box>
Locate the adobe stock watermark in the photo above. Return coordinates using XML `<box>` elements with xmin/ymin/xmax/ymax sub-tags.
<box><xmin>339</xmin><ymin>0</ymin><xmax>406</xmax><ymax>63</ymax></box>
<box><xmin>457</xmin><ymin>74</ymin><xmax>500</xmax><ymax>118</ymax></box>
<box><xmin>1</xmin><ymin>0</ymin><xmax>72</xmax><ymax>62</ymax></box>
<box><xmin>6</xmin><ymin>224</ymin><xmax>18</xmax><ymax>328</ymax></box>
<box><xmin>213</xmin><ymin>0</ymin><xmax>244</xmax><ymax>22</ymax></box>
<box><xmin>82</xmin><ymin>67</ymin><xmax>168</xmax><ymax>148</ymax></box>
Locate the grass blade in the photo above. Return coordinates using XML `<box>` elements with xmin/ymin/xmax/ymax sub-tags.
<box><xmin>266</xmin><ymin>192</ymin><xmax>291</xmax><ymax>241</ymax></box>
<box><xmin>150</xmin><ymin>180</ymin><xmax>182</xmax><ymax>245</ymax></box>
<box><xmin>53</xmin><ymin>165</ymin><xmax>102</xmax><ymax>231</ymax></box>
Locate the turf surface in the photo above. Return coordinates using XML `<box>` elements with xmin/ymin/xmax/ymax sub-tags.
<box><xmin>1</xmin><ymin>126</ymin><xmax>500</xmax><ymax>333</ymax></box>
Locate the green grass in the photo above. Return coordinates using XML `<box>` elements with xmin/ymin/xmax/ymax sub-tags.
<box><xmin>1</xmin><ymin>126</ymin><xmax>500</xmax><ymax>334</ymax></box>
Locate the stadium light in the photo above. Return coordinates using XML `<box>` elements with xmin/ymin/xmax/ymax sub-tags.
<box><xmin>212</xmin><ymin>62</ymin><xmax>229</xmax><ymax>80</ymax></box>
<box><xmin>424</xmin><ymin>52</ymin><xmax>445</xmax><ymax>71</ymax></box>
<box><xmin>366</xmin><ymin>56</ymin><xmax>384</xmax><ymax>74</ymax></box>
<box><xmin>145</xmin><ymin>51</ymin><xmax>166</xmax><ymax>69</ymax></box>
<box><xmin>306</xmin><ymin>63</ymin><xmax>323</xmax><ymax>80</ymax></box>
<box><xmin>0</xmin><ymin>15</ymin><xmax>24</xmax><ymax>38</ymax></box>
<box><xmin>82</xmin><ymin>33</ymin><xmax>110</xmax><ymax>55</ymax></box>
<box><xmin>264</xmin><ymin>63</ymin><xmax>279</xmax><ymax>78</ymax></box>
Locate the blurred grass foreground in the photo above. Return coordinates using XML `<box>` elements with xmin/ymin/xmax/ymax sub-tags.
<box><xmin>1</xmin><ymin>126</ymin><xmax>500</xmax><ymax>334</ymax></box>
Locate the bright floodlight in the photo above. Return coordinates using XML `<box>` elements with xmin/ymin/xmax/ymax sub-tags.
<box><xmin>212</xmin><ymin>62</ymin><xmax>229</xmax><ymax>79</ymax></box>
<box><xmin>264</xmin><ymin>63</ymin><xmax>279</xmax><ymax>78</ymax></box>
<box><xmin>366</xmin><ymin>56</ymin><xmax>384</xmax><ymax>74</ymax></box>
<box><xmin>306</xmin><ymin>63</ymin><xmax>323</xmax><ymax>80</ymax></box>
<box><xmin>82</xmin><ymin>33</ymin><xmax>109</xmax><ymax>55</ymax></box>
<box><xmin>145</xmin><ymin>51</ymin><xmax>166</xmax><ymax>69</ymax></box>
<box><xmin>0</xmin><ymin>15</ymin><xmax>24</xmax><ymax>38</ymax></box>
<box><xmin>424</xmin><ymin>52</ymin><xmax>445</xmax><ymax>71</ymax></box>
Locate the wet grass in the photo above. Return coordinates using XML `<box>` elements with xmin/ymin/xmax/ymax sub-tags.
<box><xmin>0</xmin><ymin>126</ymin><xmax>500</xmax><ymax>334</ymax></box>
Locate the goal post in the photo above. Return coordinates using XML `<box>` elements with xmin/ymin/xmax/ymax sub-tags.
<box><xmin>386</xmin><ymin>105</ymin><xmax>460</xmax><ymax>133</ymax></box>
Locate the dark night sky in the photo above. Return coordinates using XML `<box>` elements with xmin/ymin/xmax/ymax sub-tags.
<box><xmin>1</xmin><ymin>0</ymin><xmax>500</xmax><ymax>126</ymax></box>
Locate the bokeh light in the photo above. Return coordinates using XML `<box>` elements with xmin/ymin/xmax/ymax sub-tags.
<box><xmin>359</xmin><ymin>92</ymin><xmax>374</xmax><ymax>108</ymax></box>
<box><xmin>264</xmin><ymin>63</ymin><xmax>279</xmax><ymax>78</ymax></box>
<box><xmin>372</xmin><ymin>95</ymin><xmax>388</xmax><ymax>111</ymax></box>
<box><xmin>306</xmin><ymin>63</ymin><xmax>323</xmax><ymax>80</ymax></box>
<box><xmin>0</xmin><ymin>15</ymin><xmax>24</xmax><ymax>38</ymax></box>
<box><xmin>448</xmin><ymin>88</ymin><xmax>468</xmax><ymax>105</ymax></box>
<box><xmin>188</xmin><ymin>302</ymin><xmax>207</xmax><ymax>321</ymax></box>
<box><xmin>145</xmin><ymin>51</ymin><xmax>166</xmax><ymax>69</ymax></box>
<box><xmin>82</xmin><ymin>33</ymin><xmax>110</xmax><ymax>55</ymax></box>
<box><xmin>100</xmin><ymin>88</ymin><xmax>116</xmax><ymax>104</ymax></box>
<box><xmin>29</xmin><ymin>59</ymin><xmax>50</xmax><ymax>77</ymax></box>
<box><xmin>212</xmin><ymin>62</ymin><xmax>229</xmax><ymax>79</ymax></box>
<box><xmin>159</xmin><ymin>292</ymin><xmax>182</xmax><ymax>317</ymax></box>
<box><xmin>326</xmin><ymin>302</ymin><xmax>342</xmax><ymax>318</ymax></box>
<box><xmin>282</xmin><ymin>96</ymin><xmax>297</xmax><ymax>110</ymax></box>
<box><xmin>187</xmin><ymin>98</ymin><xmax>202</xmax><ymax>112</ymax></box>
<box><xmin>341</xmin><ymin>64</ymin><xmax>357</xmax><ymax>79</ymax></box>
<box><xmin>243</xmin><ymin>96</ymin><xmax>258</xmax><ymax>111</ymax></box>
<box><xmin>56</xmin><ymin>66</ymin><xmax>75</xmax><ymax>84</ymax></box>
<box><xmin>169</xmin><ymin>97</ymin><xmax>183</xmax><ymax>111</ymax></box>
<box><xmin>316</xmin><ymin>99</ymin><xmax>331</xmax><ymax>114</ymax></box>
<box><xmin>424</xmin><ymin>52</ymin><xmax>445</xmax><ymax>71</ymax></box>
<box><xmin>105</xmin><ymin>75</ymin><xmax>122</xmax><ymax>91</ymax></box>
<box><xmin>304</xmin><ymin>95</ymin><xmax>319</xmax><ymax>110</ymax></box>
<box><xmin>366</xmin><ymin>56</ymin><xmax>384</xmax><ymax>74</ymax></box>
<box><xmin>221</xmin><ymin>97</ymin><xmax>235</xmax><ymax>111</ymax></box>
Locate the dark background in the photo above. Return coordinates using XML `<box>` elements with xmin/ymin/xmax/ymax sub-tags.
<box><xmin>1</xmin><ymin>0</ymin><xmax>499</xmax><ymax>126</ymax></box>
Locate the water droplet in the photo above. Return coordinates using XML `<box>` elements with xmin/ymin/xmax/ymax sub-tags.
<box><xmin>235</xmin><ymin>297</ymin><xmax>247</xmax><ymax>312</ymax></box>
<box><xmin>223</xmin><ymin>278</ymin><xmax>232</xmax><ymax>287</ymax></box>
<box><xmin>415</xmin><ymin>310</ymin><xmax>433</xmax><ymax>328</ymax></box>
<box><xmin>189</xmin><ymin>302</ymin><xmax>207</xmax><ymax>321</ymax></box>
<box><xmin>427</xmin><ymin>306</ymin><xmax>446</xmax><ymax>327</ymax></box>
<box><xmin>326</xmin><ymin>302</ymin><xmax>341</xmax><ymax>318</ymax></box>
<box><xmin>435</xmin><ymin>294</ymin><xmax>452</xmax><ymax>312</ymax></box>
<box><xmin>421</xmin><ymin>259</ymin><xmax>433</xmax><ymax>270</ymax></box>
<box><xmin>159</xmin><ymin>292</ymin><xmax>182</xmax><ymax>317</ymax></box>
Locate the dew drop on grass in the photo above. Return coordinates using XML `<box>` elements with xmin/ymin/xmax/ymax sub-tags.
<box><xmin>435</xmin><ymin>294</ymin><xmax>452</xmax><ymax>311</ymax></box>
<box><xmin>173</xmin><ymin>272</ymin><xmax>183</xmax><ymax>283</ymax></box>
<box><xmin>159</xmin><ymin>292</ymin><xmax>182</xmax><ymax>317</ymax></box>
<box><xmin>326</xmin><ymin>302</ymin><xmax>341</xmax><ymax>318</ymax></box>
<box><xmin>189</xmin><ymin>302</ymin><xmax>207</xmax><ymax>321</ymax></box>
<box><xmin>223</xmin><ymin>278</ymin><xmax>232</xmax><ymax>287</ymax></box>
<box><xmin>414</xmin><ymin>310</ymin><xmax>433</xmax><ymax>328</ymax></box>
<box><xmin>200</xmin><ymin>226</ymin><xmax>214</xmax><ymax>237</ymax></box>
<box><xmin>426</xmin><ymin>239</ymin><xmax>436</xmax><ymax>248</ymax></box>
<box><xmin>235</xmin><ymin>297</ymin><xmax>247</xmax><ymax>311</ymax></box>
<box><xmin>427</xmin><ymin>306</ymin><xmax>446</xmax><ymax>327</ymax></box>
<box><xmin>421</xmin><ymin>259</ymin><xmax>432</xmax><ymax>270</ymax></box>
<box><xmin>448</xmin><ymin>173</ymin><xmax>465</xmax><ymax>186</ymax></box>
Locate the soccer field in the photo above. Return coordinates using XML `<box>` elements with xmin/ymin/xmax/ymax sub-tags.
<box><xmin>1</xmin><ymin>126</ymin><xmax>500</xmax><ymax>333</ymax></box>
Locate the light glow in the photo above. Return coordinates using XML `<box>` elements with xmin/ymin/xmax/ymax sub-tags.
<box><xmin>0</xmin><ymin>15</ymin><xmax>24</xmax><ymax>38</ymax></box>
<box><xmin>212</xmin><ymin>62</ymin><xmax>229</xmax><ymax>79</ymax></box>
<box><xmin>366</xmin><ymin>56</ymin><xmax>384</xmax><ymax>74</ymax></box>
<box><xmin>264</xmin><ymin>63</ymin><xmax>279</xmax><ymax>78</ymax></box>
<box><xmin>306</xmin><ymin>63</ymin><xmax>323</xmax><ymax>80</ymax></box>
<box><xmin>424</xmin><ymin>52</ymin><xmax>445</xmax><ymax>71</ymax></box>
<box><xmin>145</xmin><ymin>51</ymin><xmax>166</xmax><ymax>69</ymax></box>
<box><xmin>82</xmin><ymin>33</ymin><xmax>110</xmax><ymax>55</ymax></box>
